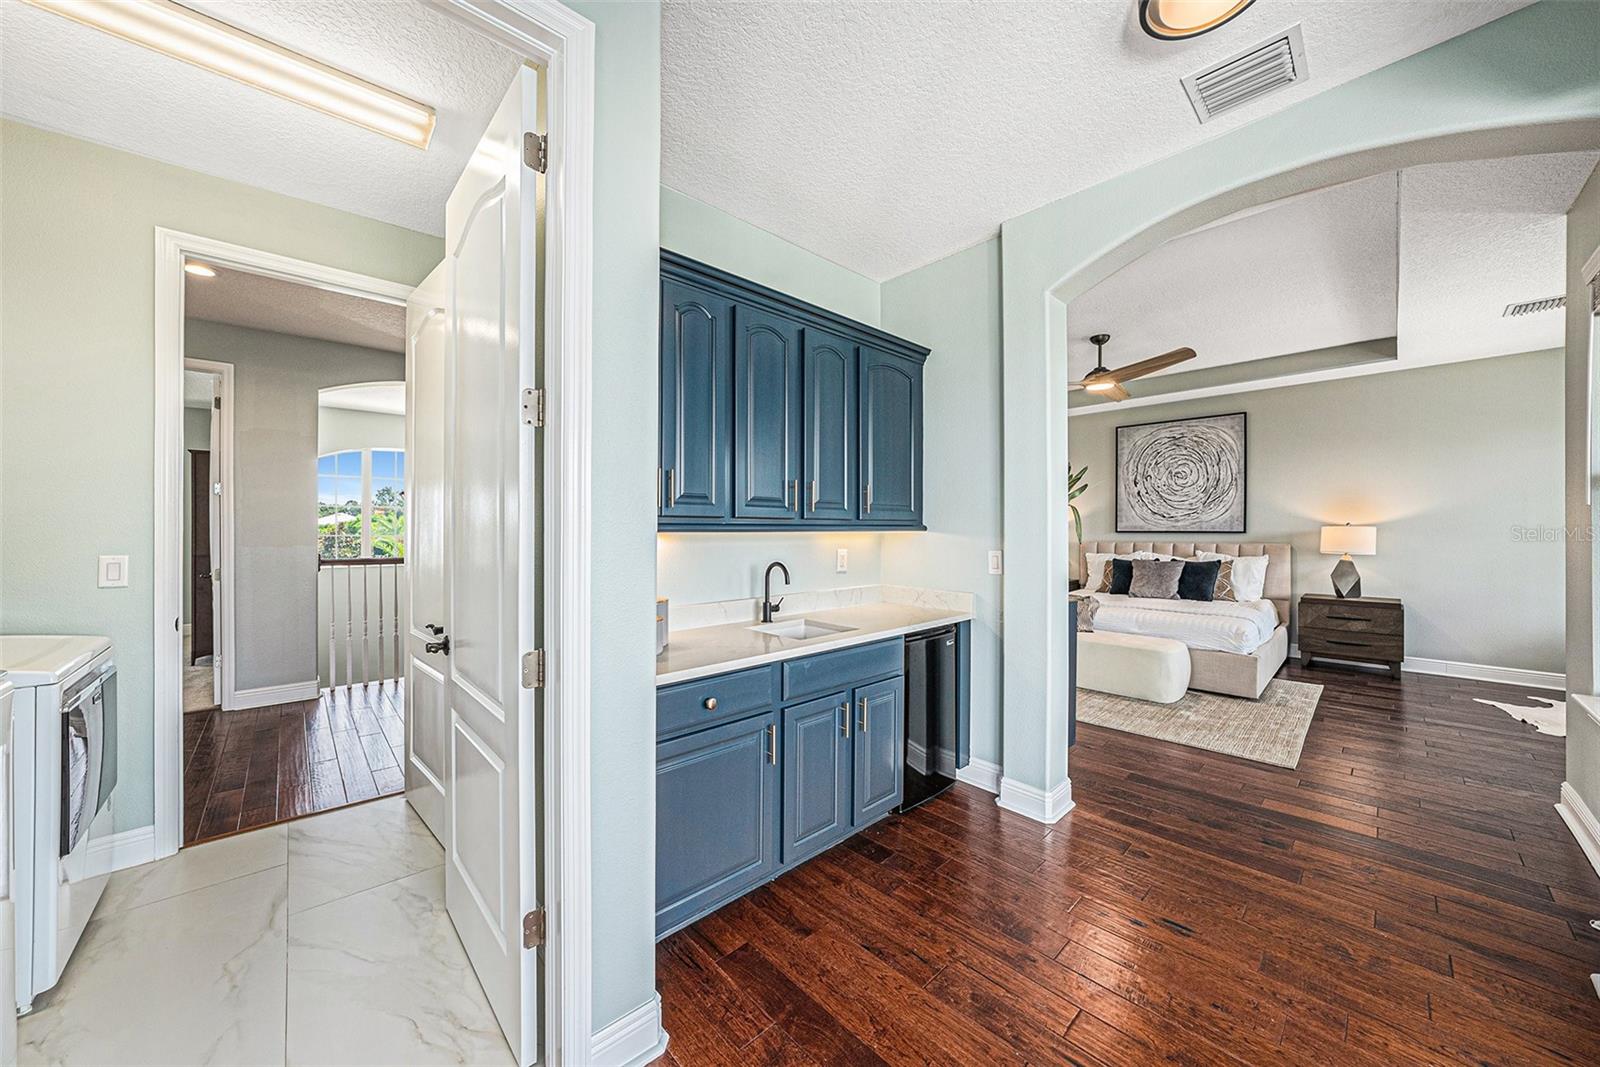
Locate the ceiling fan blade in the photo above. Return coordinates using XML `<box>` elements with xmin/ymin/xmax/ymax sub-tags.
<box><xmin>1099</xmin><ymin>382</ymin><xmax>1131</xmax><ymax>402</ymax></box>
<box><xmin>1109</xmin><ymin>347</ymin><xmax>1197</xmax><ymax>382</ymax></box>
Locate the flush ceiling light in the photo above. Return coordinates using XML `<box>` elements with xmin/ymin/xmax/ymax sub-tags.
<box><xmin>183</xmin><ymin>261</ymin><xmax>217</xmax><ymax>278</ymax></box>
<box><xmin>1139</xmin><ymin>0</ymin><xmax>1257</xmax><ymax>40</ymax></box>
<box><xmin>24</xmin><ymin>0</ymin><xmax>436</xmax><ymax>149</ymax></box>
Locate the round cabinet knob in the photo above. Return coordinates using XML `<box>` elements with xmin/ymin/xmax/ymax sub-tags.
<box><xmin>703</xmin><ymin>697</ymin><xmax>718</xmax><ymax>711</ymax></box>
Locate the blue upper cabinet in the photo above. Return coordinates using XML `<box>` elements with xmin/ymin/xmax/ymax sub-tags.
<box><xmin>733</xmin><ymin>306</ymin><xmax>804</xmax><ymax>520</ymax></box>
<box><xmin>802</xmin><ymin>328</ymin><xmax>857</xmax><ymax>523</ymax></box>
<box><xmin>660</xmin><ymin>252</ymin><xmax>927</xmax><ymax>531</ymax></box>
<box><xmin>659</xmin><ymin>278</ymin><xmax>732</xmax><ymax>520</ymax></box>
<box><xmin>859</xmin><ymin>347</ymin><xmax>923</xmax><ymax>526</ymax></box>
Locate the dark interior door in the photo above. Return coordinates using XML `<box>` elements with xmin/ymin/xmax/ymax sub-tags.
<box><xmin>189</xmin><ymin>449</ymin><xmax>213</xmax><ymax>664</ymax></box>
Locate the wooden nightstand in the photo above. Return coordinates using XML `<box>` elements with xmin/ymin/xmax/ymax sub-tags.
<box><xmin>1297</xmin><ymin>594</ymin><xmax>1404</xmax><ymax>679</ymax></box>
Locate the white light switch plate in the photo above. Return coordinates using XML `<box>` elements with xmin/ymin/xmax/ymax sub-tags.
<box><xmin>988</xmin><ymin>550</ymin><xmax>1004</xmax><ymax>575</ymax></box>
<box><xmin>99</xmin><ymin>555</ymin><xmax>130</xmax><ymax>588</ymax></box>
<box><xmin>836</xmin><ymin>548</ymin><xmax>849</xmax><ymax>573</ymax></box>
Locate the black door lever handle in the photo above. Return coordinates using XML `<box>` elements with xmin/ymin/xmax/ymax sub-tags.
<box><xmin>425</xmin><ymin>636</ymin><xmax>451</xmax><ymax>655</ymax></box>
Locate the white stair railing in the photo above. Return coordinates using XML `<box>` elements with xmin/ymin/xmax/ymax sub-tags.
<box><xmin>318</xmin><ymin>558</ymin><xmax>405</xmax><ymax>690</ymax></box>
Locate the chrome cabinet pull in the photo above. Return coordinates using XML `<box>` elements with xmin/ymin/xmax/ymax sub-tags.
<box><xmin>657</xmin><ymin>467</ymin><xmax>663</xmax><ymax>509</ymax></box>
<box><xmin>864</xmin><ymin>482</ymin><xmax>873</xmax><ymax>515</ymax></box>
<box><xmin>666</xmin><ymin>468</ymin><xmax>677</xmax><ymax>506</ymax></box>
<box><xmin>810</xmin><ymin>479</ymin><xmax>819</xmax><ymax>512</ymax></box>
<box><xmin>857</xmin><ymin>697</ymin><xmax>868</xmax><ymax>732</ymax></box>
<box><xmin>766</xmin><ymin>723</ymin><xmax>777</xmax><ymax>764</ymax></box>
<box><xmin>794</xmin><ymin>478</ymin><xmax>802</xmax><ymax>513</ymax></box>
<box><xmin>840</xmin><ymin>702</ymin><xmax>850</xmax><ymax>738</ymax></box>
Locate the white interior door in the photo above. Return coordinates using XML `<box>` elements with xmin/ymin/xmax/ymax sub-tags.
<box><xmin>442</xmin><ymin>66</ymin><xmax>542</xmax><ymax>1065</ymax></box>
<box><xmin>206</xmin><ymin>381</ymin><xmax>223</xmax><ymax>702</ymax></box>
<box><xmin>405</xmin><ymin>261</ymin><xmax>451</xmax><ymax>844</ymax></box>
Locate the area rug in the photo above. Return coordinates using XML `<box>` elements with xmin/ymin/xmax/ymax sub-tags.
<box><xmin>1076</xmin><ymin>678</ymin><xmax>1323</xmax><ymax>769</ymax></box>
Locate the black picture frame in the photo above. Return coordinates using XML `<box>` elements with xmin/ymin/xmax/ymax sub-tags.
<box><xmin>1115</xmin><ymin>412</ymin><xmax>1247</xmax><ymax>534</ymax></box>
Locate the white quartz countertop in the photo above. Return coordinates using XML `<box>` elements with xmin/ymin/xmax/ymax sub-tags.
<box><xmin>656</xmin><ymin>602</ymin><xmax>973</xmax><ymax>686</ymax></box>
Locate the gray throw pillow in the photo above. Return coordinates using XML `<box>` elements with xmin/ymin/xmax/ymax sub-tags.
<box><xmin>1128</xmin><ymin>558</ymin><xmax>1184</xmax><ymax>599</ymax></box>
<box><xmin>1074</xmin><ymin>596</ymin><xmax>1098</xmax><ymax>632</ymax></box>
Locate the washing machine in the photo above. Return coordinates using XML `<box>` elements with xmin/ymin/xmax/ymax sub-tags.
<box><xmin>0</xmin><ymin>637</ymin><xmax>115</xmax><ymax>1014</ymax></box>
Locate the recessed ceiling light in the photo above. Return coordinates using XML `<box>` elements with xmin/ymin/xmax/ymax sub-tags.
<box><xmin>23</xmin><ymin>0</ymin><xmax>436</xmax><ymax>149</ymax></box>
<box><xmin>1139</xmin><ymin>0</ymin><xmax>1257</xmax><ymax>40</ymax></box>
<box><xmin>184</xmin><ymin>262</ymin><xmax>217</xmax><ymax>278</ymax></box>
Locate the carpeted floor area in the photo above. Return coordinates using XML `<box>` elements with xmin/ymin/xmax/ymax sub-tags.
<box><xmin>1075</xmin><ymin>678</ymin><xmax>1322</xmax><ymax>768</ymax></box>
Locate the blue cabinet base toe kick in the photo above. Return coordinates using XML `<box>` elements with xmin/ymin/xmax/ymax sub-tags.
<box><xmin>655</xmin><ymin>625</ymin><xmax>971</xmax><ymax>939</ymax></box>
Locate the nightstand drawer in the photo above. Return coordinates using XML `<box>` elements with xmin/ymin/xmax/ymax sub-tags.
<box><xmin>1298</xmin><ymin>629</ymin><xmax>1403</xmax><ymax>662</ymax></box>
<box><xmin>1300</xmin><ymin>599</ymin><xmax>1402</xmax><ymax>636</ymax></box>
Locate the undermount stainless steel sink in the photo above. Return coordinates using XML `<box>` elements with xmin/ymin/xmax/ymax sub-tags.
<box><xmin>750</xmin><ymin>618</ymin><xmax>857</xmax><ymax>640</ymax></box>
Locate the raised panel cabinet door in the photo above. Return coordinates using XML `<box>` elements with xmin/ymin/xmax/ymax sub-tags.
<box><xmin>852</xmin><ymin>676</ymin><xmax>904</xmax><ymax>826</ymax></box>
<box><xmin>781</xmin><ymin>692</ymin><xmax>852</xmax><ymax>865</ymax></box>
<box><xmin>859</xmin><ymin>347</ymin><xmax>923</xmax><ymax>525</ymax></box>
<box><xmin>733</xmin><ymin>305</ymin><xmax>803</xmax><ymax>520</ymax></box>
<box><xmin>802</xmin><ymin>329</ymin><xmax>857</xmax><ymax>522</ymax></box>
<box><xmin>660</xmin><ymin>278</ymin><xmax>733</xmax><ymax>519</ymax></box>
<box><xmin>656</xmin><ymin>711</ymin><xmax>779</xmax><ymax>937</ymax></box>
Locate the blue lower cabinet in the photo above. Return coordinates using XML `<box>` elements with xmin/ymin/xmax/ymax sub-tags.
<box><xmin>781</xmin><ymin>692</ymin><xmax>852</xmax><ymax>866</ymax></box>
<box><xmin>852</xmin><ymin>676</ymin><xmax>905</xmax><ymax>825</ymax></box>
<box><xmin>655</xmin><ymin>712</ymin><xmax>779</xmax><ymax>937</ymax></box>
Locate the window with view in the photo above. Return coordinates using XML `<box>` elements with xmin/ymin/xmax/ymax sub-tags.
<box><xmin>318</xmin><ymin>449</ymin><xmax>405</xmax><ymax>559</ymax></box>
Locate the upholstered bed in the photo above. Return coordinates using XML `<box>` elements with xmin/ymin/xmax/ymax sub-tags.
<box><xmin>1076</xmin><ymin>541</ymin><xmax>1291</xmax><ymax>699</ymax></box>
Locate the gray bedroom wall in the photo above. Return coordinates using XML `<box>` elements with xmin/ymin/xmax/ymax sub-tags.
<box><xmin>1564</xmin><ymin>161</ymin><xmax>1600</xmax><ymax>820</ymax></box>
<box><xmin>317</xmin><ymin>406</ymin><xmax>404</xmax><ymax>455</ymax></box>
<box><xmin>1068</xmin><ymin>348</ymin><xmax>1565</xmax><ymax>676</ymax></box>
<box><xmin>184</xmin><ymin>319</ymin><xmax>404</xmax><ymax>692</ymax></box>
<box><xmin>181</xmin><ymin>405</ymin><xmax>212</xmax><ymax>625</ymax></box>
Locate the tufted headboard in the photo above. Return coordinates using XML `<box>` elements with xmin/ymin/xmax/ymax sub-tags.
<box><xmin>1077</xmin><ymin>541</ymin><xmax>1292</xmax><ymax>627</ymax></box>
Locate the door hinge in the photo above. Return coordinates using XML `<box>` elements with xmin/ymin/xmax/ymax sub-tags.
<box><xmin>522</xmin><ymin>909</ymin><xmax>546</xmax><ymax>949</ymax></box>
<box><xmin>523</xmin><ymin>132</ymin><xmax>548</xmax><ymax>174</ymax></box>
<box><xmin>521</xmin><ymin>387</ymin><xmax>545</xmax><ymax>428</ymax></box>
<box><xmin>213</xmin><ymin>396</ymin><xmax>222</xmax><ymax>410</ymax></box>
<box><xmin>521</xmin><ymin>648</ymin><xmax>546</xmax><ymax>689</ymax></box>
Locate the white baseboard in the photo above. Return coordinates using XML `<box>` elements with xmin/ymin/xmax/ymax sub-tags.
<box><xmin>996</xmin><ymin>775</ymin><xmax>1074</xmax><ymax>824</ymax></box>
<box><xmin>86</xmin><ymin>824</ymin><xmax>158</xmax><ymax>877</ymax></box>
<box><xmin>231</xmin><ymin>679</ymin><xmax>320</xmax><ymax>709</ymax></box>
<box><xmin>1290</xmin><ymin>645</ymin><xmax>1565</xmax><ymax>692</ymax></box>
<box><xmin>955</xmin><ymin>756</ymin><xmax>1002</xmax><ymax>794</ymax></box>
<box><xmin>591</xmin><ymin>993</ymin><xmax>667</xmax><ymax>1067</ymax></box>
<box><xmin>1556</xmin><ymin>782</ymin><xmax>1600</xmax><ymax>881</ymax></box>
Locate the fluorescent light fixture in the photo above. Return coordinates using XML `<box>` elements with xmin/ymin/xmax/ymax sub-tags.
<box><xmin>183</xmin><ymin>261</ymin><xmax>216</xmax><ymax>278</ymax></box>
<box><xmin>24</xmin><ymin>0</ymin><xmax>436</xmax><ymax>149</ymax></box>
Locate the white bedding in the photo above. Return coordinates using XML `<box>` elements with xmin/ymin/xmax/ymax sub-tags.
<box><xmin>1085</xmin><ymin>593</ymin><xmax>1279</xmax><ymax>654</ymax></box>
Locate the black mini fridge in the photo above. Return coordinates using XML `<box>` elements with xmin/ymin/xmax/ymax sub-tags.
<box><xmin>899</xmin><ymin>626</ymin><xmax>961</xmax><ymax>812</ymax></box>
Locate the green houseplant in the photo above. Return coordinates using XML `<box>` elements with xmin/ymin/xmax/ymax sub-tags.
<box><xmin>1069</xmin><ymin>464</ymin><xmax>1088</xmax><ymax>544</ymax></box>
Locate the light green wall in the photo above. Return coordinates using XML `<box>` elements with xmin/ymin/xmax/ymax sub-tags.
<box><xmin>1565</xmin><ymin>160</ymin><xmax>1600</xmax><ymax>816</ymax></box>
<box><xmin>0</xmin><ymin>120</ymin><xmax>442</xmax><ymax>834</ymax></box>
<box><xmin>1070</xmin><ymin>351</ymin><xmax>1566</xmax><ymax>674</ymax></box>
<box><xmin>661</xmin><ymin>186</ymin><xmax>879</xmax><ymax>324</ymax></box>
<box><xmin>566</xmin><ymin>0</ymin><xmax>663</xmax><ymax>1032</ymax></box>
<box><xmin>881</xmin><ymin>238</ymin><xmax>1004</xmax><ymax>764</ymax></box>
<box><xmin>990</xmin><ymin>1</ymin><xmax>1600</xmax><ymax>797</ymax></box>
<box><xmin>657</xmin><ymin>180</ymin><xmax>889</xmax><ymax>611</ymax></box>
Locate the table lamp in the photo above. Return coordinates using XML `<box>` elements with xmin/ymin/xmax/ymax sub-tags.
<box><xmin>1320</xmin><ymin>524</ymin><xmax>1376</xmax><ymax>599</ymax></box>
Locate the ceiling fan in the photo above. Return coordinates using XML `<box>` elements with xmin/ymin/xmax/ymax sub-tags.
<box><xmin>1070</xmin><ymin>333</ymin><xmax>1196</xmax><ymax>402</ymax></box>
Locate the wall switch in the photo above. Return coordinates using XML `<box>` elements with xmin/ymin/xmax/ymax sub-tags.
<box><xmin>99</xmin><ymin>555</ymin><xmax>130</xmax><ymax>588</ymax></box>
<box><xmin>988</xmin><ymin>550</ymin><xmax>1004</xmax><ymax>575</ymax></box>
<box><xmin>836</xmin><ymin>548</ymin><xmax>849</xmax><ymax>573</ymax></box>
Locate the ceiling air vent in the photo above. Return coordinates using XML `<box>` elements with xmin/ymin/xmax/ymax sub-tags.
<box><xmin>1503</xmin><ymin>295</ymin><xmax>1566</xmax><ymax>317</ymax></box>
<box><xmin>1182</xmin><ymin>24</ymin><xmax>1308</xmax><ymax>124</ymax></box>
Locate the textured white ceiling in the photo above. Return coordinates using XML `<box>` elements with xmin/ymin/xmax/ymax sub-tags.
<box><xmin>1066</xmin><ymin>173</ymin><xmax>1400</xmax><ymax>380</ymax></box>
<box><xmin>319</xmin><ymin>382</ymin><xmax>405</xmax><ymax>416</ymax></box>
<box><xmin>0</xmin><ymin>0</ymin><xmax>521</xmax><ymax>236</ymax></box>
<box><xmin>186</xmin><ymin>265</ymin><xmax>405</xmax><ymax>352</ymax></box>
<box><xmin>1066</xmin><ymin>150</ymin><xmax>1597</xmax><ymax>398</ymax></box>
<box><xmin>662</xmin><ymin>0</ymin><xmax>1531</xmax><ymax>280</ymax></box>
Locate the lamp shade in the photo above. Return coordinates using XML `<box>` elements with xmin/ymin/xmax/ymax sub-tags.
<box><xmin>1320</xmin><ymin>524</ymin><xmax>1376</xmax><ymax>556</ymax></box>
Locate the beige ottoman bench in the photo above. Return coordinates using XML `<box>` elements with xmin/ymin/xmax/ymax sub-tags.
<box><xmin>1078</xmin><ymin>631</ymin><xmax>1191</xmax><ymax>704</ymax></box>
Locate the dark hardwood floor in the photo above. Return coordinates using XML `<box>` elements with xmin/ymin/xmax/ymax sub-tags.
<box><xmin>183</xmin><ymin>679</ymin><xmax>406</xmax><ymax>845</ymax></box>
<box><xmin>653</xmin><ymin>664</ymin><xmax>1600</xmax><ymax>1065</ymax></box>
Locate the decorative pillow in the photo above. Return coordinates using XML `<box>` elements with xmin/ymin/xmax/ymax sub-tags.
<box><xmin>1195</xmin><ymin>552</ymin><xmax>1269</xmax><ymax>601</ymax></box>
<box><xmin>1213</xmin><ymin>560</ymin><xmax>1238</xmax><ymax>601</ymax></box>
<box><xmin>1074</xmin><ymin>596</ymin><xmax>1098</xmax><ymax>632</ymax></box>
<box><xmin>1107</xmin><ymin>558</ymin><xmax>1135</xmax><ymax>595</ymax></box>
<box><xmin>1085</xmin><ymin>551</ymin><xmax>1170</xmax><ymax>592</ymax></box>
<box><xmin>1128</xmin><ymin>558</ymin><xmax>1184</xmax><ymax>599</ymax></box>
<box><xmin>1177</xmin><ymin>559</ymin><xmax>1221</xmax><ymax>602</ymax></box>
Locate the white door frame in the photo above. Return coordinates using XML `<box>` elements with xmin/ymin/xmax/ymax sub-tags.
<box><xmin>182</xmin><ymin>356</ymin><xmax>235</xmax><ymax>710</ymax></box>
<box><xmin>151</xmin><ymin>6</ymin><xmax>597</xmax><ymax>1064</ymax></box>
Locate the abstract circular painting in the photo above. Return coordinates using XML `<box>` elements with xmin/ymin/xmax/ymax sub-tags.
<box><xmin>1115</xmin><ymin>413</ymin><xmax>1246</xmax><ymax>533</ymax></box>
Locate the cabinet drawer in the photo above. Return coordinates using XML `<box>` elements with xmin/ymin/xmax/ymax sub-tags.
<box><xmin>658</xmin><ymin>666</ymin><xmax>778</xmax><ymax>739</ymax></box>
<box><xmin>1300</xmin><ymin>600</ymin><xmax>1402</xmax><ymax>636</ymax></box>
<box><xmin>1299</xmin><ymin>629</ymin><xmax>1403</xmax><ymax>662</ymax></box>
<box><xmin>782</xmin><ymin>638</ymin><xmax>903</xmax><ymax>701</ymax></box>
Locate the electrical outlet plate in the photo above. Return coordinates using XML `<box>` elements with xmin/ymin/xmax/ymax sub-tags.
<box><xmin>98</xmin><ymin>555</ymin><xmax>130</xmax><ymax>588</ymax></box>
<box><xmin>988</xmin><ymin>550</ymin><xmax>1004</xmax><ymax>575</ymax></box>
<box><xmin>836</xmin><ymin>548</ymin><xmax>848</xmax><ymax>573</ymax></box>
